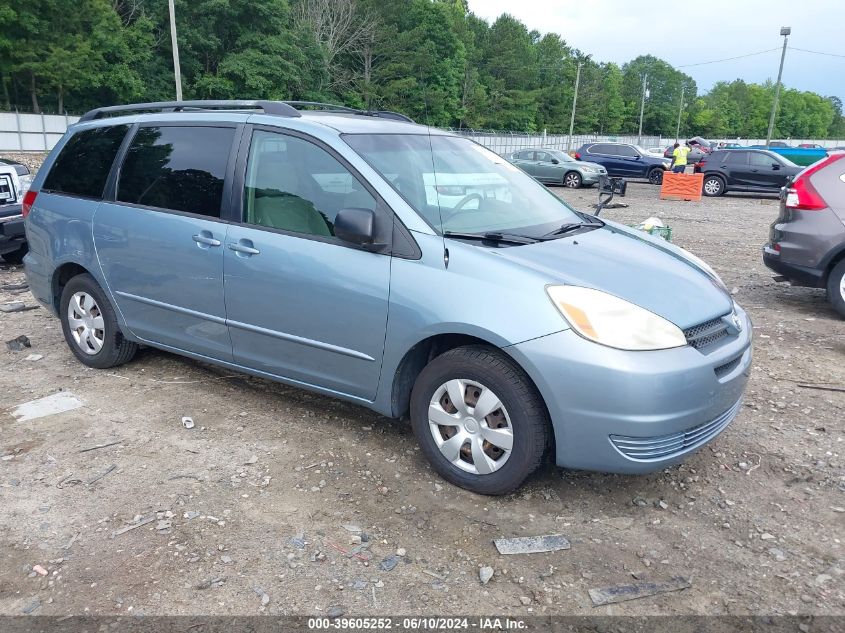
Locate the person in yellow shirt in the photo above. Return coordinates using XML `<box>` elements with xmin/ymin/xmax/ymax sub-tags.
<box><xmin>671</xmin><ymin>141</ymin><xmax>691</xmax><ymax>174</ymax></box>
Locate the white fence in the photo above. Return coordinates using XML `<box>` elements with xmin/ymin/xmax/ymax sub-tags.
<box><xmin>0</xmin><ymin>111</ymin><xmax>81</xmax><ymax>151</ymax></box>
<box><xmin>1</xmin><ymin>110</ymin><xmax>843</xmax><ymax>154</ymax></box>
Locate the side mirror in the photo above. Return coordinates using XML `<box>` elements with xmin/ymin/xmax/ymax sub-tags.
<box><xmin>551</xmin><ymin>158</ymin><xmax>560</xmax><ymax>165</ymax></box>
<box><xmin>334</xmin><ymin>207</ymin><xmax>376</xmax><ymax>245</ymax></box>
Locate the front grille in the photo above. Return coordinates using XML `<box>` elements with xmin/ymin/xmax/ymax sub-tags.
<box><xmin>610</xmin><ymin>398</ymin><xmax>742</xmax><ymax>461</ymax></box>
<box><xmin>684</xmin><ymin>316</ymin><xmax>729</xmax><ymax>350</ymax></box>
<box><xmin>714</xmin><ymin>355</ymin><xmax>742</xmax><ymax>378</ymax></box>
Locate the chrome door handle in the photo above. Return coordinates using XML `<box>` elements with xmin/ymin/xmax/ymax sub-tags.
<box><xmin>227</xmin><ymin>242</ymin><xmax>260</xmax><ymax>255</ymax></box>
<box><xmin>192</xmin><ymin>234</ymin><xmax>221</xmax><ymax>247</ymax></box>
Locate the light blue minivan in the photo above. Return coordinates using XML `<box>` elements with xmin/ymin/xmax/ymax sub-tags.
<box><xmin>23</xmin><ymin>101</ymin><xmax>752</xmax><ymax>494</ymax></box>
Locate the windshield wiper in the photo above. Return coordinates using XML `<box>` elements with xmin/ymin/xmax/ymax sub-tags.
<box><xmin>443</xmin><ymin>231</ymin><xmax>538</xmax><ymax>245</ymax></box>
<box><xmin>542</xmin><ymin>220</ymin><xmax>602</xmax><ymax>239</ymax></box>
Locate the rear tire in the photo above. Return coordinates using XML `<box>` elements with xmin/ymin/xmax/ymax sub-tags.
<box><xmin>702</xmin><ymin>175</ymin><xmax>725</xmax><ymax>197</ymax></box>
<box><xmin>648</xmin><ymin>168</ymin><xmax>664</xmax><ymax>185</ymax></box>
<box><xmin>409</xmin><ymin>345</ymin><xmax>550</xmax><ymax>495</ymax></box>
<box><xmin>1</xmin><ymin>243</ymin><xmax>27</xmax><ymax>264</ymax></box>
<box><xmin>60</xmin><ymin>273</ymin><xmax>138</xmax><ymax>369</ymax></box>
<box><xmin>827</xmin><ymin>259</ymin><xmax>845</xmax><ymax>318</ymax></box>
<box><xmin>563</xmin><ymin>171</ymin><xmax>582</xmax><ymax>188</ymax></box>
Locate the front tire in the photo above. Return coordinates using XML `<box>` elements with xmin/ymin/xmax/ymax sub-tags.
<box><xmin>409</xmin><ymin>345</ymin><xmax>550</xmax><ymax>495</ymax></box>
<box><xmin>563</xmin><ymin>171</ymin><xmax>582</xmax><ymax>188</ymax></box>
<box><xmin>60</xmin><ymin>273</ymin><xmax>138</xmax><ymax>368</ymax></box>
<box><xmin>827</xmin><ymin>259</ymin><xmax>845</xmax><ymax>318</ymax></box>
<box><xmin>702</xmin><ymin>175</ymin><xmax>725</xmax><ymax>197</ymax></box>
<box><xmin>648</xmin><ymin>168</ymin><xmax>664</xmax><ymax>185</ymax></box>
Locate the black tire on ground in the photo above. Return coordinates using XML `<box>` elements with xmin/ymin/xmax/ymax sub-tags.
<box><xmin>702</xmin><ymin>175</ymin><xmax>725</xmax><ymax>197</ymax></box>
<box><xmin>648</xmin><ymin>168</ymin><xmax>664</xmax><ymax>185</ymax></box>
<box><xmin>409</xmin><ymin>345</ymin><xmax>550</xmax><ymax>495</ymax></box>
<box><xmin>826</xmin><ymin>259</ymin><xmax>845</xmax><ymax>318</ymax></box>
<box><xmin>1</xmin><ymin>243</ymin><xmax>27</xmax><ymax>264</ymax></box>
<box><xmin>563</xmin><ymin>171</ymin><xmax>582</xmax><ymax>188</ymax></box>
<box><xmin>60</xmin><ymin>273</ymin><xmax>138</xmax><ymax>369</ymax></box>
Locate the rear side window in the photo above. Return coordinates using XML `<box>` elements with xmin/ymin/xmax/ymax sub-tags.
<box><xmin>589</xmin><ymin>144</ymin><xmax>617</xmax><ymax>155</ymax></box>
<box><xmin>43</xmin><ymin>125</ymin><xmax>129</xmax><ymax>198</ymax></box>
<box><xmin>117</xmin><ymin>126</ymin><xmax>235</xmax><ymax>217</ymax></box>
<box><xmin>724</xmin><ymin>151</ymin><xmax>748</xmax><ymax>165</ymax></box>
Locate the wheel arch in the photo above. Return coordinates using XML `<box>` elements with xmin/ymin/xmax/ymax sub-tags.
<box><xmin>389</xmin><ymin>333</ymin><xmax>552</xmax><ymax>430</ymax></box>
<box><xmin>822</xmin><ymin>244</ymin><xmax>845</xmax><ymax>284</ymax></box>
<box><xmin>52</xmin><ymin>261</ymin><xmax>92</xmax><ymax>315</ymax></box>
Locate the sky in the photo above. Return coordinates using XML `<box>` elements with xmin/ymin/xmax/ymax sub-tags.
<box><xmin>467</xmin><ymin>0</ymin><xmax>845</xmax><ymax>103</ymax></box>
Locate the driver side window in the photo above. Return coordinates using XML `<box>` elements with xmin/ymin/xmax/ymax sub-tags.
<box><xmin>243</xmin><ymin>130</ymin><xmax>376</xmax><ymax>238</ymax></box>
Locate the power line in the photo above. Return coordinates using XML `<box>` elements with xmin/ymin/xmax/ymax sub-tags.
<box><xmin>675</xmin><ymin>48</ymin><xmax>781</xmax><ymax>68</ymax></box>
<box><xmin>788</xmin><ymin>46</ymin><xmax>845</xmax><ymax>59</ymax></box>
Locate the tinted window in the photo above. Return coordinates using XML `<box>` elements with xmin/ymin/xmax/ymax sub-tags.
<box><xmin>616</xmin><ymin>145</ymin><xmax>638</xmax><ymax>157</ymax></box>
<box><xmin>43</xmin><ymin>125</ymin><xmax>128</xmax><ymax>198</ymax></box>
<box><xmin>723</xmin><ymin>151</ymin><xmax>747</xmax><ymax>165</ymax></box>
<box><xmin>243</xmin><ymin>130</ymin><xmax>376</xmax><ymax>238</ymax></box>
<box><xmin>118</xmin><ymin>126</ymin><xmax>235</xmax><ymax>217</ymax></box>
<box><xmin>749</xmin><ymin>152</ymin><xmax>776</xmax><ymax>168</ymax></box>
<box><xmin>589</xmin><ymin>144</ymin><xmax>617</xmax><ymax>155</ymax></box>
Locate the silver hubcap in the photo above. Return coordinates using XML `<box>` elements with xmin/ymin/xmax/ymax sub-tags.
<box><xmin>565</xmin><ymin>174</ymin><xmax>579</xmax><ymax>187</ymax></box>
<box><xmin>428</xmin><ymin>379</ymin><xmax>513</xmax><ymax>475</ymax></box>
<box><xmin>704</xmin><ymin>179</ymin><xmax>720</xmax><ymax>194</ymax></box>
<box><xmin>840</xmin><ymin>272</ymin><xmax>845</xmax><ymax>302</ymax></box>
<box><xmin>67</xmin><ymin>291</ymin><xmax>105</xmax><ymax>355</ymax></box>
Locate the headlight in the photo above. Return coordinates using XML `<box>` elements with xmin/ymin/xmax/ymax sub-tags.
<box><xmin>582</xmin><ymin>167</ymin><xmax>596</xmax><ymax>173</ymax></box>
<box><xmin>546</xmin><ymin>285</ymin><xmax>687</xmax><ymax>351</ymax></box>
<box><xmin>17</xmin><ymin>174</ymin><xmax>32</xmax><ymax>197</ymax></box>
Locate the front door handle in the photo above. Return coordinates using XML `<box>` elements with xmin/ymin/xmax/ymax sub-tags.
<box><xmin>192</xmin><ymin>232</ymin><xmax>221</xmax><ymax>247</ymax></box>
<box><xmin>227</xmin><ymin>240</ymin><xmax>260</xmax><ymax>256</ymax></box>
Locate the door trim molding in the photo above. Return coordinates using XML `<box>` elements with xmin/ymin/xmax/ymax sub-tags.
<box><xmin>227</xmin><ymin>318</ymin><xmax>375</xmax><ymax>362</ymax></box>
<box><xmin>114</xmin><ymin>291</ymin><xmax>227</xmax><ymax>325</ymax></box>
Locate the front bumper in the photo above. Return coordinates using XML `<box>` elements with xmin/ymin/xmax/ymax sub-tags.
<box><xmin>762</xmin><ymin>247</ymin><xmax>824</xmax><ymax>288</ymax></box>
<box><xmin>507</xmin><ymin>305</ymin><xmax>752</xmax><ymax>474</ymax></box>
<box><xmin>581</xmin><ymin>171</ymin><xmax>604</xmax><ymax>184</ymax></box>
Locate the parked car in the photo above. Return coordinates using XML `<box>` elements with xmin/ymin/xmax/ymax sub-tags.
<box><xmin>695</xmin><ymin>149</ymin><xmax>803</xmax><ymax>197</ymax></box>
<box><xmin>763</xmin><ymin>152</ymin><xmax>845</xmax><ymax>317</ymax></box>
<box><xmin>574</xmin><ymin>142</ymin><xmax>670</xmax><ymax>184</ymax></box>
<box><xmin>798</xmin><ymin>143</ymin><xmax>824</xmax><ymax>149</ymax></box>
<box><xmin>0</xmin><ymin>158</ymin><xmax>32</xmax><ymax>199</ymax></box>
<box><xmin>0</xmin><ymin>164</ymin><xmax>27</xmax><ymax>263</ymax></box>
<box><xmin>24</xmin><ymin>100</ymin><xmax>752</xmax><ymax>494</ymax></box>
<box><xmin>506</xmin><ymin>148</ymin><xmax>607</xmax><ymax>188</ymax></box>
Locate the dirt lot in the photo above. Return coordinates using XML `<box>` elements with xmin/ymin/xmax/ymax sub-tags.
<box><xmin>1</xmin><ymin>169</ymin><xmax>843</xmax><ymax>619</ymax></box>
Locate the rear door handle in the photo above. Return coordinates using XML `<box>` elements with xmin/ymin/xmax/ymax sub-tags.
<box><xmin>227</xmin><ymin>240</ymin><xmax>260</xmax><ymax>256</ymax></box>
<box><xmin>192</xmin><ymin>232</ymin><xmax>221</xmax><ymax>247</ymax></box>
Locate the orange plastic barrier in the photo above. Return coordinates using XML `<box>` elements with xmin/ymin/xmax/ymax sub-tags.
<box><xmin>660</xmin><ymin>172</ymin><xmax>704</xmax><ymax>201</ymax></box>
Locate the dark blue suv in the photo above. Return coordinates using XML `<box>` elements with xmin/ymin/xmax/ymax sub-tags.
<box><xmin>575</xmin><ymin>142</ymin><xmax>670</xmax><ymax>185</ymax></box>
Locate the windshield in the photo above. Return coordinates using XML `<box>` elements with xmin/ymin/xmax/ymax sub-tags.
<box><xmin>343</xmin><ymin>134</ymin><xmax>582</xmax><ymax>237</ymax></box>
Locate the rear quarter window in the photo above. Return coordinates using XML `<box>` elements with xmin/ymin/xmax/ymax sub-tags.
<box><xmin>42</xmin><ymin>125</ymin><xmax>129</xmax><ymax>198</ymax></box>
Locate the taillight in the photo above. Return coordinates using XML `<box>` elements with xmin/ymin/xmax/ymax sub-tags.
<box><xmin>22</xmin><ymin>190</ymin><xmax>37</xmax><ymax>218</ymax></box>
<box><xmin>574</xmin><ymin>152</ymin><xmax>581</xmax><ymax>160</ymax></box>
<box><xmin>785</xmin><ymin>153</ymin><xmax>845</xmax><ymax>210</ymax></box>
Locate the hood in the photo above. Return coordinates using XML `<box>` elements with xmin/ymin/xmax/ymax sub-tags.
<box><xmin>490</xmin><ymin>223</ymin><xmax>733</xmax><ymax>329</ymax></box>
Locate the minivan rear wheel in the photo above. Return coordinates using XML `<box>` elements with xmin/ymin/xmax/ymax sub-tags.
<box><xmin>60</xmin><ymin>273</ymin><xmax>138</xmax><ymax>368</ymax></box>
<box><xmin>409</xmin><ymin>345</ymin><xmax>549</xmax><ymax>495</ymax></box>
<box><xmin>827</xmin><ymin>259</ymin><xmax>845</xmax><ymax>318</ymax></box>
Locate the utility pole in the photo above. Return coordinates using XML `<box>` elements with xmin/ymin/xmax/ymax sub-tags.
<box><xmin>566</xmin><ymin>62</ymin><xmax>583</xmax><ymax>152</ymax></box>
<box><xmin>637</xmin><ymin>73</ymin><xmax>648</xmax><ymax>147</ymax></box>
<box><xmin>675</xmin><ymin>84</ymin><xmax>685</xmax><ymax>141</ymax></box>
<box><xmin>168</xmin><ymin>0</ymin><xmax>183</xmax><ymax>101</ymax></box>
<box><xmin>765</xmin><ymin>27</ymin><xmax>791</xmax><ymax>148</ymax></box>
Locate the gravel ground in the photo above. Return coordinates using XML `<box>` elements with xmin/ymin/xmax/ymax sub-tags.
<box><xmin>0</xmin><ymin>175</ymin><xmax>843</xmax><ymax>618</ymax></box>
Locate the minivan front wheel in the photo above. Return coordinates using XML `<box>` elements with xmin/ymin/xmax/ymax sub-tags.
<box><xmin>827</xmin><ymin>259</ymin><xmax>845</xmax><ymax>318</ymax></box>
<box><xmin>60</xmin><ymin>273</ymin><xmax>138</xmax><ymax>368</ymax></box>
<box><xmin>410</xmin><ymin>346</ymin><xmax>549</xmax><ymax>495</ymax></box>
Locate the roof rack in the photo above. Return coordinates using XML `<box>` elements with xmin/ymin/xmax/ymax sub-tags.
<box><xmin>79</xmin><ymin>99</ymin><xmax>416</xmax><ymax>124</ymax></box>
<box><xmin>79</xmin><ymin>100</ymin><xmax>301</xmax><ymax>122</ymax></box>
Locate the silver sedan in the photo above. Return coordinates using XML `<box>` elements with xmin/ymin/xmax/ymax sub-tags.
<box><xmin>507</xmin><ymin>148</ymin><xmax>606</xmax><ymax>188</ymax></box>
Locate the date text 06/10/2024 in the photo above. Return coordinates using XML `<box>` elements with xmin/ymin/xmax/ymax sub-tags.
<box><xmin>307</xmin><ymin>617</ymin><xmax>528</xmax><ymax>630</ymax></box>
